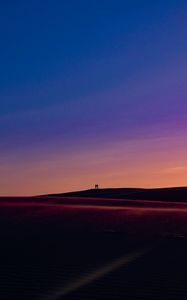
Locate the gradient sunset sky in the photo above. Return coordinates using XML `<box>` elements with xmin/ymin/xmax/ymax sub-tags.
<box><xmin>1</xmin><ymin>1</ymin><xmax>187</xmax><ymax>195</ymax></box>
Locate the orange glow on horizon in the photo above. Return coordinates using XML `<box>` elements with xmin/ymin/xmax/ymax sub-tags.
<box><xmin>1</xmin><ymin>132</ymin><xmax>187</xmax><ymax>196</ymax></box>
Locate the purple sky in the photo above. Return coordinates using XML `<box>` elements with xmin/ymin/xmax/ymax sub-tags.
<box><xmin>1</xmin><ymin>1</ymin><xmax>187</xmax><ymax>195</ymax></box>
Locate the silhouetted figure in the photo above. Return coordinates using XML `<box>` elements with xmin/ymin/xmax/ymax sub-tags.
<box><xmin>95</xmin><ymin>184</ymin><xmax>99</xmax><ymax>189</ymax></box>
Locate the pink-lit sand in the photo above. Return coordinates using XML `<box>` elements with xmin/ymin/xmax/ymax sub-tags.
<box><xmin>1</xmin><ymin>196</ymin><xmax>187</xmax><ymax>236</ymax></box>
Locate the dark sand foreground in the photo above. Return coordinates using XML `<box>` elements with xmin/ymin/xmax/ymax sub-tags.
<box><xmin>1</xmin><ymin>196</ymin><xmax>187</xmax><ymax>299</ymax></box>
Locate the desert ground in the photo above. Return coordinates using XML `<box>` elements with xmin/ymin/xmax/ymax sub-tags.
<box><xmin>1</xmin><ymin>195</ymin><xmax>187</xmax><ymax>299</ymax></box>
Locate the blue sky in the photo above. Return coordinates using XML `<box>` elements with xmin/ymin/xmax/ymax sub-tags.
<box><xmin>1</xmin><ymin>1</ymin><xmax>187</xmax><ymax>195</ymax></box>
<box><xmin>1</xmin><ymin>0</ymin><xmax>187</xmax><ymax>114</ymax></box>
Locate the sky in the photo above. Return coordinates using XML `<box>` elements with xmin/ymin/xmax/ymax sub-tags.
<box><xmin>1</xmin><ymin>0</ymin><xmax>187</xmax><ymax>195</ymax></box>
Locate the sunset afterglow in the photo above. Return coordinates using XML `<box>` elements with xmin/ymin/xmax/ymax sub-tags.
<box><xmin>1</xmin><ymin>1</ymin><xmax>187</xmax><ymax>195</ymax></box>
